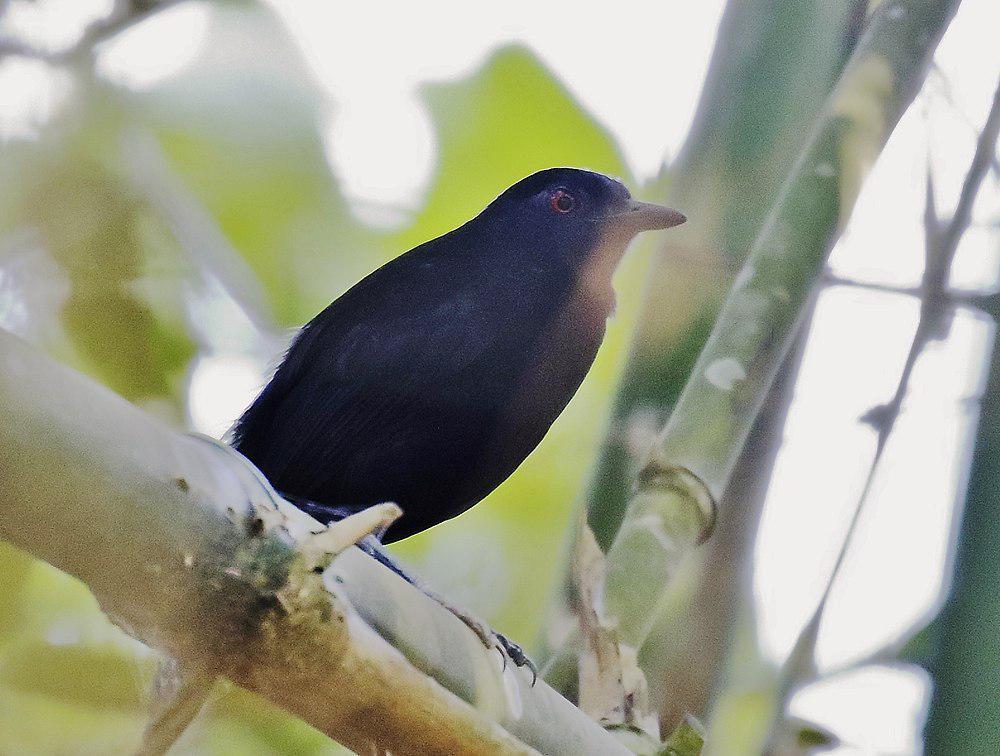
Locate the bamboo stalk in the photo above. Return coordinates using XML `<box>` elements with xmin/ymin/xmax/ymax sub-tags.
<box><xmin>594</xmin><ymin>0</ymin><xmax>962</xmax><ymax>654</ymax></box>
<box><xmin>923</xmin><ymin>306</ymin><xmax>1000</xmax><ymax>753</ymax></box>
<box><xmin>0</xmin><ymin>328</ymin><xmax>629</xmax><ymax>756</ymax></box>
<box><xmin>542</xmin><ymin>0</ymin><xmax>866</xmax><ymax>707</ymax></box>
<box><xmin>585</xmin><ymin>0</ymin><xmax>866</xmax><ymax>549</ymax></box>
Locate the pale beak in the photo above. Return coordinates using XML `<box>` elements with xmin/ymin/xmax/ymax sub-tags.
<box><xmin>623</xmin><ymin>200</ymin><xmax>687</xmax><ymax>231</ymax></box>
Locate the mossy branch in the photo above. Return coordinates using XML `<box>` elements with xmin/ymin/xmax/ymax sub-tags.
<box><xmin>0</xmin><ymin>328</ymin><xmax>629</xmax><ymax>756</ymax></box>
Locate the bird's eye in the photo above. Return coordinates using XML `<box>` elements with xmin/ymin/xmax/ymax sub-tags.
<box><xmin>550</xmin><ymin>189</ymin><xmax>575</xmax><ymax>214</ymax></box>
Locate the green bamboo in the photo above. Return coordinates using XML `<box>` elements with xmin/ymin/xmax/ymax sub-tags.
<box><xmin>542</xmin><ymin>0</ymin><xmax>864</xmax><ymax>693</ymax></box>
<box><xmin>923</xmin><ymin>329</ymin><xmax>1000</xmax><ymax>753</ymax></box>
<box><xmin>653</xmin><ymin>329</ymin><xmax>810</xmax><ymax>727</ymax></box>
<box><xmin>594</xmin><ymin>0</ymin><xmax>961</xmax><ymax>654</ymax></box>
<box><xmin>924</xmin><ymin>151</ymin><xmax>1000</xmax><ymax>756</ymax></box>
<box><xmin>586</xmin><ymin>0</ymin><xmax>865</xmax><ymax>548</ymax></box>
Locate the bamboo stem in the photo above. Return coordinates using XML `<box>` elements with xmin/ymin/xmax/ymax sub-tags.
<box><xmin>0</xmin><ymin>328</ymin><xmax>627</xmax><ymax>756</ymax></box>
<box><xmin>598</xmin><ymin>0</ymin><xmax>962</xmax><ymax>653</ymax></box>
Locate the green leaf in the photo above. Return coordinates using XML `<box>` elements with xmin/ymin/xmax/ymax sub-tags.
<box><xmin>663</xmin><ymin>716</ymin><xmax>706</xmax><ymax>755</ymax></box>
<box><xmin>0</xmin><ymin>691</ymin><xmax>144</xmax><ymax>755</ymax></box>
<box><xmin>3</xmin><ymin>124</ymin><xmax>195</xmax><ymax>414</ymax></box>
<box><xmin>135</xmin><ymin>2</ymin><xmax>384</xmax><ymax>325</ymax></box>
<box><xmin>401</xmin><ymin>45</ymin><xmax>630</xmax><ymax>249</ymax></box>
<box><xmin>794</xmin><ymin>721</ymin><xmax>838</xmax><ymax>750</ymax></box>
<box><xmin>604</xmin><ymin>715</ymin><xmax>705</xmax><ymax>755</ymax></box>
<box><xmin>0</xmin><ymin>641</ymin><xmax>154</xmax><ymax>711</ymax></box>
<box><xmin>204</xmin><ymin>684</ymin><xmax>349</xmax><ymax>755</ymax></box>
<box><xmin>0</xmin><ymin>543</ymin><xmax>34</xmax><ymax>642</ymax></box>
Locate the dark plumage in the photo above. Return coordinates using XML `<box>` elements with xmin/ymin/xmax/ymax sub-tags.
<box><xmin>232</xmin><ymin>168</ymin><xmax>684</xmax><ymax>542</ymax></box>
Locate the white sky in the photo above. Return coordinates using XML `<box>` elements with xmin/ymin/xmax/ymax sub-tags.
<box><xmin>265</xmin><ymin>0</ymin><xmax>726</xmax><ymax>211</ymax></box>
<box><xmin>2</xmin><ymin>1</ymin><xmax>1000</xmax><ymax>753</ymax></box>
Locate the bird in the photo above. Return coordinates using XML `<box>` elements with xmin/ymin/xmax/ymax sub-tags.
<box><xmin>230</xmin><ymin>168</ymin><xmax>684</xmax><ymax>670</ymax></box>
<box><xmin>232</xmin><ymin>167</ymin><xmax>684</xmax><ymax>542</ymax></box>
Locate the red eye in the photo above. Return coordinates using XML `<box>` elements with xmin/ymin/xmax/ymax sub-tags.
<box><xmin>550</xmin><ymin>188</ymin><xmax>575</xmax><ymax>214</ymax></box>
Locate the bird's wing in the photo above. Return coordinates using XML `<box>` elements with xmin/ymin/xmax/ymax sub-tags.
<box><xmin>232</xmin><ymin>264</ymin><xmax>502</xmax><ymax>500</ymax></box>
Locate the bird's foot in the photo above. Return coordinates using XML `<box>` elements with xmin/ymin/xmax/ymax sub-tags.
<box><xmin>446</xmin><ymin>607</ymin><xmax>538</xmax><ymax>684</ymax></box>
<box><xmin>494</xmin><ymin>633</ymin><xmax>538</xmax><ymax>684</ymax></box>
<box><xmin>346</xmin><ymin>530</ymin><xmax>539</xmax><ymax>683</ymax></box>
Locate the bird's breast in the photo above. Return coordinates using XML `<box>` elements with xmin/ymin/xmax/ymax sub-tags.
<box><xmin>477</xmin><ymin>279</ymin><xmax>609</xmax><ymax>473</ymax></box>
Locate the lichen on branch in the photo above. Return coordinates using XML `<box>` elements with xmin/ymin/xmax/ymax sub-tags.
<box><xmin>0</xmin><ymin>328</ymin><xmax>627</xmax><ymax>756</ymax></box>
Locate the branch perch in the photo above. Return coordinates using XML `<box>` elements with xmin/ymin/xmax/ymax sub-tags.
<box><xmin>0</xmin><ymin>328</ymin><xmax>628</xmax><ymax>756</ymax></box>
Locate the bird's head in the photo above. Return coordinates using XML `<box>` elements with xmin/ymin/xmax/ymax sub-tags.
<box><xmin>479</xmin><ymin>167</ymin><xmax>685</xmax><ymax>285</ymax></box>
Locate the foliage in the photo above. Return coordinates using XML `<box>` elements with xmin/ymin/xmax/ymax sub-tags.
<box><xmin>0</xmin><ymin>3</ymin><xmax>641</xmax><ymax>752</ymax></box>
<box><xmin>0</xmin><ymin>0</ymin><xmax>988</xmax><ymax>753</ymax></box>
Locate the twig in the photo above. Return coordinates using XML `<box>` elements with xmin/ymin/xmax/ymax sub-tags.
<box><xmin>0</xmin><ymin>0</ymin><xmax>183</xmax><ymax>63</ymax></box>
<box><xmin>768</xmin><ymin>72</ymin><xmax>1000</xmax><ymax>740</ymax></box>
<box><xmin>137</xmin><ymin>665</ymin><xmax>217</xmax><ymax>756</ymax></box>
<box><xmin>821</xmin><ymin>270</ymin><xmax>1000</xmax><ymax>312</ymax></box>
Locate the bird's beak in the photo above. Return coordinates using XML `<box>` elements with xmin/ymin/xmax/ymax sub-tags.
<box><xmin>623</xmin><ymin>200</ymin><xmax>687</xmax><ymax>231</ymax></box>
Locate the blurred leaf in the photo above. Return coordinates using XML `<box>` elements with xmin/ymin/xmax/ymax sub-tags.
<box><xmin>0</xmin><ymin>641</ymin><xmax>153</xmax><ymax>711</ymax></box>
<box><xmin>0</xmin><ymin>691</ymin><xmax>144</xmax><ymax>755</ymax></box>
<box><xmin>29</xmin><ymin>157</ymin><xmax>194</xmax><ymax>411</ymax></box>
<box><xmin>702</xmin><ymin>684</ymin><xmax>776</xmax><ymax>756</ymax></box>
<box><xmin>0</xmin><ymin>543</ymin><xmax>33</xmax><ymax>642</ymax></box>
<box><xmin>199</xmin><ymin>685</ymin><xmax>349</xmax><ymax>755</ymax></box>
<box><xmin>1</xmin><ymin>93</ymin><xmax>196</xmax><ymax>416</ymax></box>
<box><xmin>402</xmin><ymin>45</ymin><xmax>630</xmax><ymax>248</ymax></box>
<box><xmin>662</xmin><ymin>715</ymin><xmax>706</xmax><ymax>755</ymax></box>
<box><xmin>792</xmin><ymin>719</ymin><xmax>838</xmax><ymax>751</ymax></box>
<box><xmin>130</xmin><ymin>2</ymin><xmax>383</xmax><ymax>325</ymax></box>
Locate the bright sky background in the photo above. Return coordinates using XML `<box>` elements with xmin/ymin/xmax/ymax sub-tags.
<box><xmin>2</xmin><ymin>1</ymin><xmax>1000</xmax><ymax>753</ymax></box>
<box><xmin>265</xmin><ymin>0</ymin><xmax>727</xmax><ymax>212</ymax></box>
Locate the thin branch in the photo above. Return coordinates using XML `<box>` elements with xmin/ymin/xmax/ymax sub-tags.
<box><xmin>821</xmin><ymin>270</ymin><xmax>1000</xmax><ymax>311</ymax></box>
<box><xmin>0</xmin><ymin>0</ymin><xmax>182</xmax><ymax>63</ymax></box>
<box><xmin>821</xmin><ymin>272</ymin><xmax>925</xmax><ymax>297</ymax></box>
<box><xmin>929</xmin><ymin>61</ymin><xmax>1000</xmax><ymax>178</ymax></box>
<box><xmin>768</xmin><ymin>72</ymin><xmax>1000</xmax><ymax>737</ymax></box>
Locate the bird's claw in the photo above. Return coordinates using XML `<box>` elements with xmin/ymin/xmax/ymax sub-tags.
<box><xmin>456</xmin><ymin>614</ymin><xmax>537</xmax><ymax>685</ymax></box>
<box><xmin>493</xmin><ymin>641</ymin><xmax>508</xmax><ymax>671</ymax></box>
<box><xmin>353</xmin><ymin>541</ymin><xmax>540</xmax><ymax>684</ymax></box>
<box><xmin>493</xmin><ymin>632</ymin><xmax>538</xmax><ymax>686</ymax></box>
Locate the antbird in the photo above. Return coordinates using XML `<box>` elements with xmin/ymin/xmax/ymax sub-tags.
<box><xmin>232</xmin><ymin>167</ymin><xmax>685</xmax><ymax>669</ymax></box>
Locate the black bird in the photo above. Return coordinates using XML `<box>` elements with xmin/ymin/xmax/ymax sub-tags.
<box><xmin>232</xmin><ymin>168</ymin><xmax>685</xmax><ymax>545</ymax></box>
